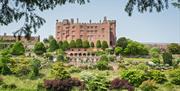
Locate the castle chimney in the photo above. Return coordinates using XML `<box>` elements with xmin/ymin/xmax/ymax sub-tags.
<box><xmin>77</xmin><ymin>18</ymin><xmax>79</xmax><ymax>23</ymax></box>
<box><xmin>4</xmin><ymin>33</ymin><xmax>6</xmax><ymax>36</ymax></box>
<box><xmin>104</xmin><ymin>16</ymin><xmax>107</xmax><ymax>21</ymax></box>
<box><xmin>89</xmin><ymin>20</ymin><xmax>92</xmax><ymax>24</ymax></box>
<box><xmin>56</xmin><ymin>20</ymin><xmax>58</xmax><ymax>23</ymax></box>
<box><xmin>71</xmin><ymin>18</ymin><xmax>74</xmax><ymax>24</ymax></box>
<box><xmin>100</xmin><ymin>20</ymin><xmax>101</xmax><ymax>23</ymax></box>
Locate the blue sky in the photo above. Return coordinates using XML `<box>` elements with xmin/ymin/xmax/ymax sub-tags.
<box><xmin>0</xmin><ymin>0</ymin><xmax>180</xmax><ymax>43</ymax></box>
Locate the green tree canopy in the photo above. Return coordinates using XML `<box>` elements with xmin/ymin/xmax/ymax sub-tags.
<box><xmin>76</xmin><ymin>39</ymin><xmax>83</xmax><ymax>48</ymax></box>
<box><xmin>162</xmin><ymin>51</ymin><xmax>173</xmax><ymax>66</ymax></box>
<box><xmin>48</xmin><ymin>39</ymin><xmax>59</xmax><ymax>52</ymax></box>
<box><xmin>10</xmin><ymin>42</ymin><xmax>25</xmax><ymax>55</ymax></box>
<box><xmin>167</xmin><ymin>43</ymin><xmax>180</xmax><ymax>54</ymax></box>
<box><xmin>115</xmin><ymin>47</ymin><xmax>123</xmax><ymax>55</ymax></box>
<box><xmin>116</xmin><ymin>37</ymin><xmax>128</xmax><ymax>49</ymax></box>
<box><xmin>62</xmin><ymin>40</ymin><xmax>69</xmax><ymax>50</ymax></box>
<box><xmin>96</xmin><ymin>40</ymin><xmax>101</xmax><ymax>48</ymax></box>
<box><xmin>69</xmin><ymin>40</ymin><xmax>76</xmax><ymax>48</ymax></box>
<box><xmin>101</xmin><ymin>41</ymin><xmax>108</xmax><ymax>50</ymax></box>
<box><xmin>90</xmin><ymin>42</ymin><xmax>95</xmax><ymax>48</ymax></box>
<box><xmin>33</xmin><ymin>42</ymin><xmax>46</xmax><ymax>55</ymax></box>
<box><xmin>58</xmin><ymin>41</ymin><xmax>63</xmax><ymax>49</ymax></box>
<box><xmin>83</xmin><ymin>40</ymin><xmax>90</xmax><ymax>48</ymax></box>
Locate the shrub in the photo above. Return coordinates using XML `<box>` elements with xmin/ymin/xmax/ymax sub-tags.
<box><xmin>146</xmin><ymin>70</ymin><xmax>167</xmax><ymax>83</ymax></box>
<box><xmin>96</xmin><ymin>60</ymin><xmax>108</xmax><ymax>70</ymax></box>
<box><xmin>121</xmin><ymin>69</ymin><xmax>145</xmax><ymax>87</ymax></box>
<box><xmin>115</xmin><ymin>47</ymin><xmax>123</xmax><ymax>55</ymax></box>
<box><xmin>0</xmin><ymin>56</ymin><xmax>11</xmax><ymax>75</ymax></box>
<box><xmin>1</xmin><ymin>83</ymin><xmax>17</xmax><ymax>89</ymax></box>
<box><xmin>90</xmin><ymin>42</ymin><xmax>94</xmax><ymax>48</ymax></box>
<box><xmin>28</xmin><ymin>59</ymin><xmax>41</xmax><ymax>79</ymax></box>
<box><xmin>110</xmin><ymin>78</ymin><xmax>134</xmax><ymax>91</ymax></box>
<box><xmin>101</xmin><ymin>41</ymin><xmax>108</xmax><ymax>50</ymax></box>
<box><xmin>33</xmin><ymin>42</ymin><xmax>46</xmax><ymax>55</ymax></box>
<box><xmin>85</xmin><ymin>74</ymin><xmax>109</xmax><ymax>91</ymax></box>
<box><xmin>169</xmin><ymin>68</ymin><xmax>180</xmax><ymax>85</ymax></box>
<box><xmin>82</xmin><ymin>40</ymin><xmax>90</xmax><ymax>48</ymax></box>
<box><xmin>162</xmin><ymin>52</ymin><xmax>173</xmax><ymax>66</ymax></box>
<box><xmin>96</xmin><ymin>40</ymin><xmax>101</xmax><ymax>48</ymax></box>
<box><xmin>76</xmin><ymin>39</ymin><xmax>82</xmax><ymax>48</ymax></box>
<box><xmin>69</xmin><ymin>40</ymin><xmax>76</xmax><ymax>48</ymax></box>
<box><xmin>152</xmin><ymin>58</ymin><xmax>160</xmax><ymax>64</ymax></box>
<box><xmin>140</xmin><ymin>80</ymin><xmax>157</xmax><ymax>91</ymax></box>
<box><xmin>68</xmin><ymin>66</ymin><xmax>81</xmax><ymax>73</ymax></box>
<box><xmin>51</xmin><ymin>62</ymin><xmax>70</xmax><ymax>80</ymax></box>
<box><xmin>44</xmin><ymin>78</ymin><xmax>82</xmax><ymax>91</ymax></box>
<box><xmin>10</xmin><ymin>42</ymin><xmax>25</xmax><ymax>55</ymax></box>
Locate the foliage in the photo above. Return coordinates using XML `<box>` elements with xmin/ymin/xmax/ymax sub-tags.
<box><xmin>169</xmin><ymin>68</ymin><xmax>180</xmax><ymax>85</ymax></box>
<box><xmin>115</xmin><ymin>47</ymin><xmax>123</xmax><ymax>55</ymax></box>
<box><xmin>69</xmin><ymin>40</ymin><xmax>76</xmax><ymax>48</ymax></box>
<box><xmin>33</xmin><ymin>42</ymin><xmax>46</xmax><ymax>55</ymax></box>
<box><xmin>152</xmin><ymin>58</ymin><xmax>160</xmax><ymax>64</ymax></box>
<box><xmin>96</xmin><ymin>55</ymin><xmax>109</xmax><ymax>70</ymax></box>
<box><xmin>146</xmin><ymin>70</ymin><xmax>167</xmax><ymax>83</ymax></box>
<box><xmin>96</xmin><ymin>40</ymin><xmax>101</xmax><ymax>48</ymax></box>
<box><xmin>62</xmin><ymin>40</ymin><xmax>69</xmax><ymax>51</ymax></box>
<box><xmin>124</xmin><ymin>40</ymin><xmax>148</xmax><ymax>56</ymax></box>
<box><xmin>10</xmin><ymin>58</ymin><xmax>30</xmax><ymax>76</ymax></box>
<box><xmin>150</xmin><ymin>47</ymin><xmax>160</xmax><ymax>58</ymax></box>
<box><xmin>44</xmin><ymin>78</ymin><xmax>82</xmax><ymax>91</ymax></box>
<box><xmin>10</xmin><ymin>42</ymin><xmax>25</xmax><ymax>55</ymax></box>
<box><xmin>0</xmin><ymin>0</ymin><xmax>89</xmax><ymax>37</ymax></box>
<box><xmin>125</xmin><ymin>0</ymin><xmax>169</xmax><ymax>16</ymax></box>
<box><xmin>90</xmin><ymin>42</ymin><xmax>94</xmax><ymax>48</ymax></box>
<box><xmin>95</xmin><ymin>51</ymin><xmax>106</xmax><ymax>56</ymax></box>
<box><xmin>84</xmin><ymin>73</ymin><xmax>109</xmax><ymax>91</ymax></box>
<box><xmin>121</xmin><ymin>69</ymin><xmax>145</xmax><ymax>87</ymax></box>
<box><xmin>58</xmin><ymin>41</ymin><xmax>63</xmax><ymax>49</ymax></box>
<box><xmin>162</xmin><ymin>52</ymin><xmax>173</xmax><ymax>66</ymax></box>
<box><xmin>76</xmin><ymin>39</ymin><xmax>83</xmax><ymax>48</ymax></box>
<box><xmin>167</xmin><ymin>43</ymin><xmax>180</xmax><ymax>54</ymax></box>
<box><xmin>28</xmin><ymin>59</ymin><xmax>41</xmax><ymax>79</ymax></box>
<box><xmin>0</xmin><ymin>56</ymin><xmax>11</xmax><ymax>75</ymax></box>
<box><xmin>56</xmin><ymin>49</ymin><xmax>65</xmax><ymax>55</ymax></box>
<box><xmin>101</xmin><ymin>41</ymin><xmax>108</xmax><ymax>50</ymax></box>
<box><xmin>96</xmin><ymin>60</ymin><xmax>109</xmax><ymax>70</ymax></box>
<box><xmin>116</xmin><ymin>37</ymin><xmax>128</xmax><ymax>49</ymax></box>
<box><xmin>48</xmin><ymin>38</ymin><xmax>59</xmax><ymax>52</ymax></box>
<box><xmin>140</xmin><ymin>80</ymin><xmax>157</xmax><ymax>91</ymax></box>
<box><xmin>56</xmin><ymin>54</ymin><xmax>66</xmax><ymax>62</ymax></box>
<box><xmin>68</xmin><ymin>66</ymin><xmax>82</xmax><ymax>73</ymax></box>
<box><xmin>51</xmin><ymin>62</ymin><xmax>70</xmax><ymax>80</ymax></box>
<box><xmin>83</xmin><ymin>40</ymin><xmax>90</xmax><ymax>48</ymax></box>
<box><xmin>110</xmin><ymin>78</ymin><xmax>134</xmax><ymax>91</ymax></box>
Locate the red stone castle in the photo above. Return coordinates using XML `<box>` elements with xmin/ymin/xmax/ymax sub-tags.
<box><xmin>55</xmin><ymin>17</ymin><xmax>116</xmax><ymax>47</ymax></box>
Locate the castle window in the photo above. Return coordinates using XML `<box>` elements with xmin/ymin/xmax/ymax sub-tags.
<box><xmin>72</xmin><ymin>26</ymin><xmax>75</xmax><ymax>29</ymax></box>
<box><xmin>80</xmin><ymin>35</ymin><xmax>83</xmax><ymax>38</ymax></box>
<box><xmin>91</xmin><ymin>26</ymin><xmax>93</xmax><ymax>28</ymax></box>
<box><xmin>80</xmin><ymin>30</ymin><xmax>83</xmax><ymax>33</ymax></box>
<box><xmin>95</xmin><ymin>26</ymin><xmax>97</xmax><ymax>28</ymax></box>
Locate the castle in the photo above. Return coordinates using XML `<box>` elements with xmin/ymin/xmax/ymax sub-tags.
<box><xmin>55</xmin><ymin>17</ymin><xmax>116</xmax><ymax>47</ymax></box>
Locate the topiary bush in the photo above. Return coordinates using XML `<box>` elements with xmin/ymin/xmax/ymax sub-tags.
<box><xmin>10</xmin><ymin>42</ymin><xmax>25</xmax><ymax>55</ymax></box>
<box><xmin>140</xmin><ymin>80</ymin><xmax>158</xmax><ymax>91</ymax></box>
<box><xmin>121</xmin><ymin>69</ymin><xmax>146</xmax><ymax>87</ymax></box>
<box><xmin>162</xmin><ymin>52</ymin><xmax>173</xmax><ymax>66</ymax></box>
